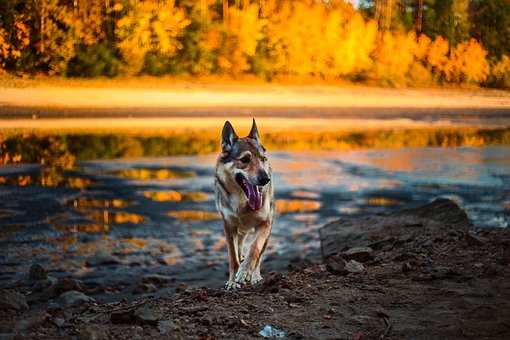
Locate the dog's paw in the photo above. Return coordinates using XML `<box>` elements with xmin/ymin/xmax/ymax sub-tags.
<box><xmin>225</xmin><ymin>280</ymin><xmax>240</xmax><ymax>291</ymax></box>
<box><xmin>235</xmin><ymin>266</ymin><xmax>252</xmax><ymax>285</ymax></box>
<box><xmin>250</xmin><ymin>271</ymin><xmax>263</xmax><ymax>285</ymax></box>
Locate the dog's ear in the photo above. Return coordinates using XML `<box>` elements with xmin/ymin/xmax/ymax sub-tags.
<box><xmin>221</xmin><ymin>121</ymin><xmax>238</xmax><ymax>151</ymax></box>
<box><xmin>248</xmin><ymin>118</ymin><xmax>260</xmax><ymax>142</ymax></box>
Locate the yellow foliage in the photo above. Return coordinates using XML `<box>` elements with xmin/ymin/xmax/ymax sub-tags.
<box><xmin>427</xmin><ymin>36</ymin><xmax>450</xmax><ymax>75</ymax></box>
<box><xmin>444</xmin><ymin>39</ymin><xmax>489</xmax><ymax>83</ymax></box>
<box><xmin>218</xmin><ymin>4</ymin><xmax>265</xmax><ymax>74</ymax></box>
<box><xmin>266</xmin><ymin>0</ymin><xmax>376</xmax><ymax>77</ymax></box>
<box><xmin>117</xmin><ymin>0</ymin><xmax>190</xmax><ymax>74</ymax></box>
<box><xmin>491</xmin><ymin>55</ymin><xmax>510</xmax><ymax>88</ymax></box>
<box><xmin>372</xmin><ymin>31</ymin><xmax>417</xmax><ymax>85</ymax></box>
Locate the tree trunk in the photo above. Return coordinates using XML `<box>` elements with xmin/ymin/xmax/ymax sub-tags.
<box><xmin>415</xmin><ymin>0</ymin><xmax>424</xmax><ymax>33</ymax></box>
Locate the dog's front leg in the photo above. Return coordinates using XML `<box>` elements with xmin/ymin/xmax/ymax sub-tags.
<box><xmin>224</xmin><ymin>222</ymin><xmax>240</xmax><ymax>290</ymax></box>
<box><xmin>235</xmin><ymin>221</ymin><xmax>271</xmax><ymax>285</ymax></box>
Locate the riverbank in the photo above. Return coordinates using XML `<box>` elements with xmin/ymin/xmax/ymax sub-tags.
<box><xmin>0</xmin><ymin>78</ymin><xmax>508</xmax><ymax>120</ymax></box>
<box><xmin>1</xmin><ymin>199</ymin><xmax>509</xmax><ymax>339</ymax></box>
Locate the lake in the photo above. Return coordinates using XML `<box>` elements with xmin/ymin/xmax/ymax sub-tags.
<box><xmin>0</xmin><ymin>146</ymin><xmax>509</xmax><ymax>300</ymax></box>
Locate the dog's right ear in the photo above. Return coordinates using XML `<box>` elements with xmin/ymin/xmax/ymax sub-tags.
<box><xmin>221</xmin><ymin>121</ymin><xmax>238</xmax><ymax>152</ymax></box>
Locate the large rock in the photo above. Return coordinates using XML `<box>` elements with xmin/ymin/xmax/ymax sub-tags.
<box><xmin>0</xmin><ymin>290</ymin><xmax>29</xmax><ymax>311</ymax></box>
<box><xmin>320</xmin><ymin>198</ymin><xmax>470</xmax><ymax>259</ymax></box>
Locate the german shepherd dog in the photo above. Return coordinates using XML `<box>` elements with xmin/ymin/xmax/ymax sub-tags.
<box><xmin>215</xmin><ymin>119</ymin><xmax>274</xmax><ymax>290</ymax></box>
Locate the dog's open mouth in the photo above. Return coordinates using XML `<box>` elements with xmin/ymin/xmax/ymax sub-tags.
<box><xmin>235</xmin><ymin>173</ymin><xmax>262</xmax><ymax>211</ymax></box>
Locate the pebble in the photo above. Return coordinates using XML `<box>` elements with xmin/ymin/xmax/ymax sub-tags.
<box><xmin>29</xmin><ymin>264</ymin><xmax>47</xmax><ymax>281</ymax></box>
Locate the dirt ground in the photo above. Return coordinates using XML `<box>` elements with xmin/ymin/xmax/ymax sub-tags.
<box><xmin>1</xmin><ymin>199</ymin><xmax>509</xmax><ymax>339</ymax></box>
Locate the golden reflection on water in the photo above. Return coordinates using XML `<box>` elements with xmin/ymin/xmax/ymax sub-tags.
<box><xmin>113</xmin><ymin>168</ymin><xmax>195</xmax><ymax>180</ymax></box>
<box><xmin>72</xmin><ymin>198</ymin><xmax>130</xmax><ymax>209</ymax></box>
<box><xmin>0</xmin><ymin>171</ymin><xmax>92</xmax><ymax>189</ymax></box>
<box><xmin>167</xmin><ymin>210</ymin><xmax>219</xmax><ymax>221</ymax></box>
<box><xmin>143</xmin><ymin>190</ymin><xmax>209</xmax><ymax>202</ymax></box>
<box><xmin>276</xmin><ymin>199</ymin><xmax>321</xmax><ymax>214</ymax></box>
<box><xmin>367</xmin><ymin>197</ymin><xmax>402</xmax><ymax>206</ymax></box>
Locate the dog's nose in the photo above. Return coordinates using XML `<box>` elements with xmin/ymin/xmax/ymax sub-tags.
<box><xmin>257</xmin><ymin>171</ymin><xmax>270</xmax><ymax>186</ymax></box>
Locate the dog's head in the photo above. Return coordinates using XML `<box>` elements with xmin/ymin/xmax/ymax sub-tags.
<box><xmin>218</xmin><ymin>119</ymin><xmax>271</xmax><ymax>211</ymax></box>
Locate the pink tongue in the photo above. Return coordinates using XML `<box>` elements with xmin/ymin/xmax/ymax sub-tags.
<box><xmin>246</xmin><ymin>181</ymin><xmax>262</xmax><ymax>211</ymax></box>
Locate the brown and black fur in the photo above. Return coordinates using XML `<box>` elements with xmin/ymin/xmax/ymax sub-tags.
<box><xmin>214</xmin><ymin>119</ymin><xmax>274</xmax><ymax>290</ymax></box>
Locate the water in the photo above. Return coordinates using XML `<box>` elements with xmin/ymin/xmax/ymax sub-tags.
<box><xmin>0</xmin><ymin>146</ymin><xmax>509</xmax><ymax>297</ymax></box>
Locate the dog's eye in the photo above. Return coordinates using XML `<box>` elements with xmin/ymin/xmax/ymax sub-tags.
<box><xmin>240</xmin><ymin>154</ymin><xmax>251</xmax><ymax>164</ymax></box>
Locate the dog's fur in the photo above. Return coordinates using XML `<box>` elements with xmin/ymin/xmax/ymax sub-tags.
<box><xmin>214</xmin><ymin>119</ymin><xmax>274</xmax><ymax>290</ymax></box>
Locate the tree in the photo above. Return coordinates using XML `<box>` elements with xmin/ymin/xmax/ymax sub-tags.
<box><xmin>470</xmin><ymin>0</ymin><xmax>510</xmax><ymax>59</ymax></box>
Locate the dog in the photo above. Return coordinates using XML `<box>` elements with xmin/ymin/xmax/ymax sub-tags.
<box><xmin>214</xmin><ymin>119</ymin><xmax>274</xmax><ymax>290</ymax></box>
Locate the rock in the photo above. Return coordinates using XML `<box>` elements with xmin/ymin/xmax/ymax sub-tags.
<box><xmin>111</xmin><ymin>309</ymin><xmax>135</xmax><ymax>324</ymax></box>
<box><xmin>141</xmin><ymin>274</ymin><xmax>174</xmax><ymax>285</ymax></box>
<box><xmin>320</xmin><ymin>199</ymin><xmax>470</xmax><ymax>260</ymax></box>
<box><xmin>52</xmin><ymin>278</ymin><xmax>83</xmax><ymax>296</ymax></box>
<box><xmin>158</xmin><ymin>320</ymin><xmax>177</xmax><ymax>335</ymax></box>
<box><xmin>31</xmin><ymin>276</ymin><xmax>57</xmax><ymax>292</ymax></box>
<box><xmin>0</xmin><ymin>290</ymin><xmax>28</xmax><ymax>311</ymax></box>
<box><xmin>15</xmin><ymin>312</ymin><xmax>49</xmax><ymax>332</ymax></box>
<box><xmin>86</xmin><ymin>251</ymin><xmax>121</xmax><ymax>267</ymax></box>
<box><xmin>325</xmin><ymin>256</ymin><xmax>348</xmax><ymax>275</ymax></box>
<box><xmin>342</xmin><ymin>247</ymin><xmax>373</xmax><ymax>262</ymax></box>
<box><xmin>345</xmin><ymin>260</ymin><xmax>365</xmax><ymax>274</ymax></box>
<box><xmin>59</xmin><ymin>290</ymin><xmax>95</xmax><ymax>307</ymax></box>
<box><xmin>29</xmin><ymin>264</ymin><xmax>47</xmax><ymax>281</ymax></box>
<box><xmin>134</xmin><ymin>305</ymin><xmax>159</xmax><ymax>325</ymax></box>
<box><xmin>78</xmin><ymin>325</ymin><xmax>107</xmax><ymax>340</ymax></box>
<box><xmin>465</xmin><ymin>231</ymin><xmax>487</xmax><ymax>246</ymax></box>
<box><xmin>133</xmin><ymin>283</ymin><xmax>157</xmax><ymax>294</ymax></box>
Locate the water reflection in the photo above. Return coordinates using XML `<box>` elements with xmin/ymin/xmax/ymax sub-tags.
<box><xmin>167</xmin><ymin>210</ymin><xmax>219</xmax><ymax>221</ymax></box>
<box><xmin>143</xmin><ymin>191</ymin><xmax>209</xmax><ymax>202</ymax></box>
<box><xmin>113</xmin><ymin>168</ymin><xmax>195</xmax><ymax>180</ymax></box>
<box><xmin>1</xmin><ymin>146</ymin><xmax>509</xmax><ymax>298</ymax></box>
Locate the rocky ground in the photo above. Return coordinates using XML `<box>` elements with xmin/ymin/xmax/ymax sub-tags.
<box><xmin>1</xmin><ymin>199</ymin><xmax>509</xmax><ymax>339</ymax></box>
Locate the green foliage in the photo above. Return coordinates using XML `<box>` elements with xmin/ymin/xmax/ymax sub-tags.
<box><xmin>67</xmin><ymin>43</ymin><xmax>120</xmax><ymax>77</ymax></box>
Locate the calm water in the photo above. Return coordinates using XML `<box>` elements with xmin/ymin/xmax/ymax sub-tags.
<box><xmin>1</xmin><ymin>146</ymin><xmax>509</xmax><ymax>297</ymax></box>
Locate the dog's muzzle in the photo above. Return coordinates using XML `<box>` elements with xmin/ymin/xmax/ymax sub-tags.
<box><xmin>235</xmin><ymin>173</ymin><xmax>269</xmax><ymax>211</ymax></box>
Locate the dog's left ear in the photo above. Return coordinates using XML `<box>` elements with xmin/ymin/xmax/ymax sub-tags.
<box><xmin>248</xmin><ymin>118</ymin><xmax>260</xmax><ymax>142</ymax></box>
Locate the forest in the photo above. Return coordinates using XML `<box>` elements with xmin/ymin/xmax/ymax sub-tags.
<box><xmin>0</xmin><ymin>0</ymin><xmax>509</xmax><ymax>88</ymax></box>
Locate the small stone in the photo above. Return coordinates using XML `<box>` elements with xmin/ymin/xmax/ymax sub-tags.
<box><xmin>133</xmin><ymin>283</ymin><xmax>157</xmax><ymax>294</ymax></box>
<box><xmin>52</xmin><ymin>278</ymin><xmax>83</xmax><ymax>296</ymax></box>
<box><xmin>110</xmin><ymin>309</ymin><xmax>135</xmax><ymax>324</ymax></box>
<box><xmin>134</xmin><ymin>305</ymin><xmax>159</xmax><ymax>325</ymax></box>
<box><xmin>345</xmin><ymin>260</ymin><xmax>365</xmax><ymax>274</ymax></box>
<box><xmin>29</xmin><ymin>264</ymin><xmax>47</xmax><ymax>281</ymax></box>
<box><xmin>342</xmin><ymin>247</ymin><xmax>373</xmax><ymax>262</ymax></box>
<box><xmin>32</xmin><ymin>276</ymin><xmax>57</xmax><ymax>292</ymax></box>
<box><xmin>86</xmin><ymin>251</ymin><xmax>121</xmax><ymax>267</ymax></box>
<box><xmin>0</xmin><ymin>289</ymin><xmax>28</xmax><ymax>311</ymax></box>
<box><xmin>325</xmin><ymin>256</ymin><xmax>348</xmax><ymax>275</ymax></box>
<box><xmin>59</xmin><ymin>290</ymin><xmax>95</xmax><ymax>307</ymax></box>
<box><xmin>158</xmin><ymin>320</ymin><xmax>177</xmax><ymax>335</ymax></box>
